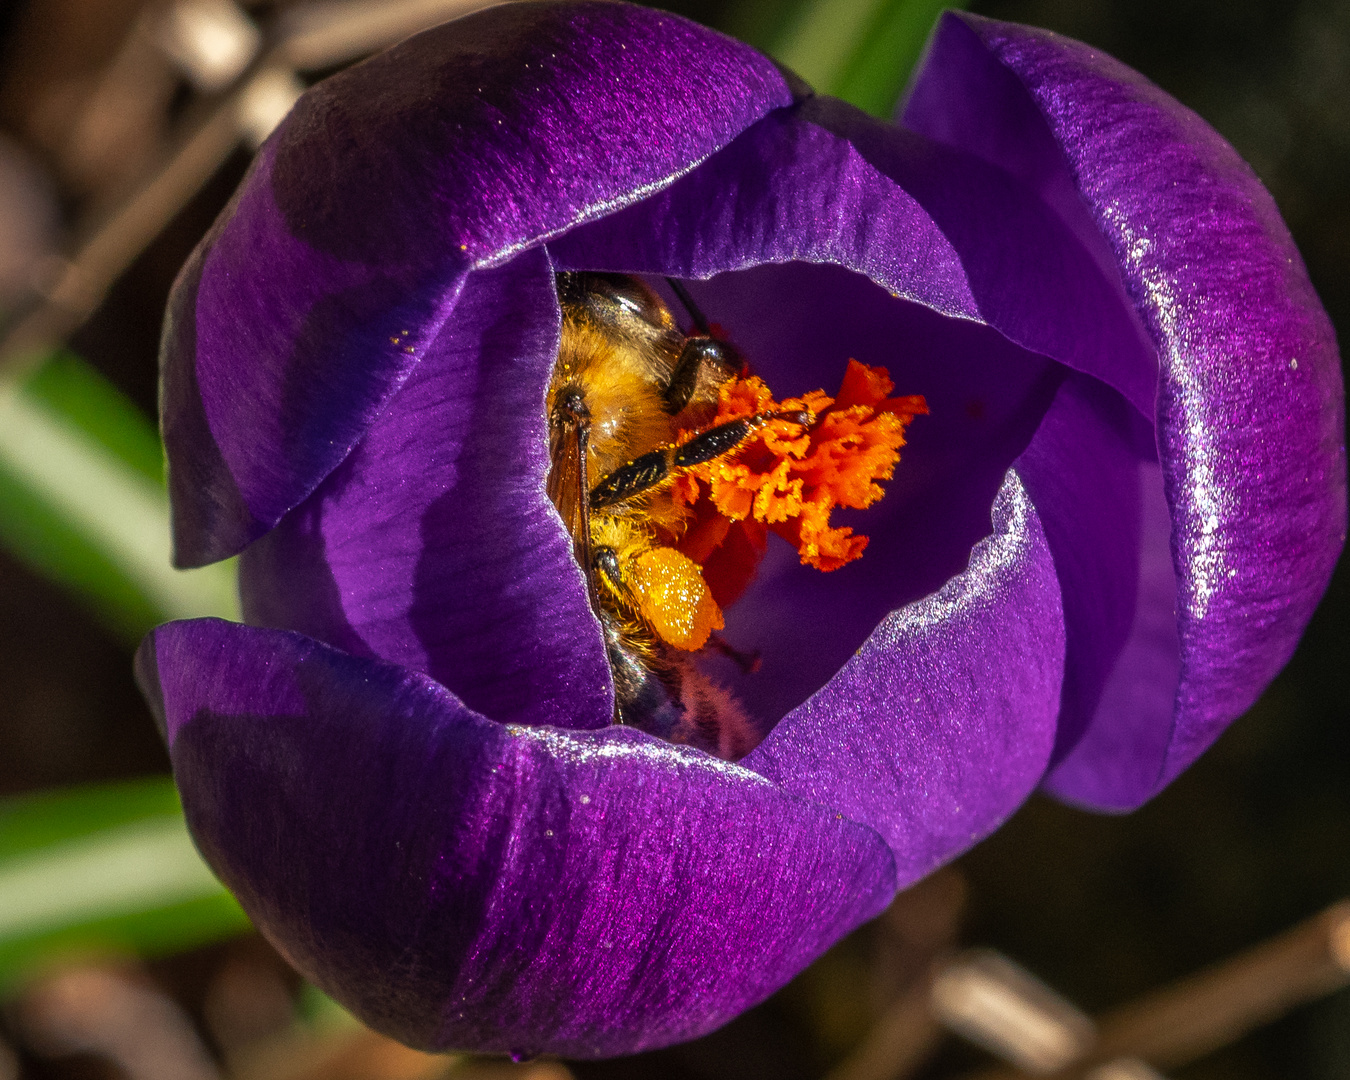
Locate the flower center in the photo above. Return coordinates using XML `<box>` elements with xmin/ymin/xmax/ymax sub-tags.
<box><xmin>546</xmin><ymin>272</ymin><xmax>925</xmax><ymax>758</ymax></box>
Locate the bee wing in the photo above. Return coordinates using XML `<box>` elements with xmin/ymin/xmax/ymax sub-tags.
<box><xmin>547</xmin><ymin>423</ymin><xmax>583</xmax><ymax>539</ymax></box>
<box><xmin>548</xmin><ymin>416</ymin><xmax>600</xmax><ymax>617</ymax></box>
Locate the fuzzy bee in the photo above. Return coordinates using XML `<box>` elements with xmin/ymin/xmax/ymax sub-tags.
<box><xmin>546</xmin><ymin>273</ymin><xmax>808</xmax><ymax>758</ymax></box>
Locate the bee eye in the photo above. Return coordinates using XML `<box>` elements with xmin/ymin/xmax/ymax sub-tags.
<box><xmin>558</xmin><ymin>272</ymin><xmax>670</xmax><ymax>332</ymax></box>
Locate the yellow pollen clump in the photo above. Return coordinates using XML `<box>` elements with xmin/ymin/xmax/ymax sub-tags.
<box><xmin>627</xmin><ymin>547</ymin><xmax>724</xmax><ymax>651</ymax></box>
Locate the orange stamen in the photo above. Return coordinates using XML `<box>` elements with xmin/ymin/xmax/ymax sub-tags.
<box><xmin>670</xmin><ymin>361</ymin><xmax>927</xmax><ymax>578</ymax></box>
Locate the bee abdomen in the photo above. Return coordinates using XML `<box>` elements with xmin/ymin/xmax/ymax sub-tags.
<box><xmin>601</xmin><ymin>615</ymin><xmax>685</xmax><ymax>737</ymax></box>
<box><xmin>601</xmin><ymin>613</ymin><xmax>754</xmax><ymax>760</ymax></box>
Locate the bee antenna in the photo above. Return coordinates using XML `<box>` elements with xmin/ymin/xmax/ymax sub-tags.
<box><xmin>665</xmin><ymin>277</ymin><xmax>712</xmax><ymax>336</ymax></box>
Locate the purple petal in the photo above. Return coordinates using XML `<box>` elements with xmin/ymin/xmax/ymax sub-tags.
<box><xmin>741</xmin><ymin>472</ymin><xmax>1064</xmax><ymax>880</ymax></box>
<box><xmin>136</xmin><ymin>619</ymin><xmax>895</xmax><ymax>1057</ymax></box>
<box><xmin>164</xmin><ymin>1</ymin><xmax>795</xmax><ymax>566</ymax></box>
<box><xmin>664</xmin><ymin>262</ymin><xmax>1061</xmax><ymax>724</ymax></box>
<box><xmin>1014</xmin><ymin>373</ymin><xmax>1180</xmax><ymax>782</ymax></box>
<box><xmin>240</xmin><ymin>249</ymin><xmax>612</xmax><ymax>731</ymax></box>
<box><xmin>905</xmin><ymin>13</ymin><xmax>1346</xmax><ymax>807</ymax></box>
<box><xmin>550</xmin><ymin>107</ymin><xmax>979</xmax><ymax>320</ymax></box>
<box><xmin>552</xmin><ymin>99</ymin><xmax>1158</xmax><ymax>415</ymax></box>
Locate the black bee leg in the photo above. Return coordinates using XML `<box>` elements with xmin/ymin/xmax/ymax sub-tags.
<box><xmin>663</xmin><ymin>337</ymin><xmax>739</xmax><ymax>414</ymax></box>
<box><xmin>592</xmin><ymin>552</ymin><xmax>630</xmax><ymax>727</ymax></box>
<box><xmin>671</xmin><ymin>417</ymin><xmax>758</xmax><ymax>468</ymax></box>
<box><xmin>592</xmin><ymin>546</ymin><xmax>627</xmax><ymax>601</ymax></box>
<box><xmin>589</xmin><ymin>418</ymin><xmax>754</xmax><ymax>509</ymax></box>
<box><xmin>665</xmin><ymin>278</ymin><xmax>711</xmax><ymax>334</ymax></box>
<box><xmin>590</xmin><ymin>411</ymin><xmax>813</xmax><ymax>510</ymax></box>
<box><xmin>589</xmin><ymin>448</ymin><xmax>671</xmax><ymax>510</ymax></box>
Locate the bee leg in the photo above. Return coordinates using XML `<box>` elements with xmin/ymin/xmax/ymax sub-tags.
<box><xmin>590</xmin><ymin>411</ymin><xmax>814</xmax><ymax>510</ymax></box>
<box><xmin>670</xmin><ymin>416</ymin><xmax>760</xmax><ymax>468</ymax></box>
<box><xmin>663</xmin><ymin>337</ymin><xmax>739</xmax><ymax>414</ymax></box>
<box><xmin>589</xmin><ymin>447</ymin><xmax>672</xmax><ymax>510</ymax></box>
<box><xmin>588</xmin><ymin>418</ymin><xmax>753</xmax><ymax>510</ymax></box>
<box><xmin>670</xmin><ymin>409</ymin><xmax>812</xmax><ymax>469</ymax></box>
<box><xmin>592</xmin><ymin>546</ymin><xmax>627</xmax><ymax>604</ymax></box>
<box><xmin>592</xmin><ymin>547</ymin><xmax>643</xmax><ymax>727</ymax></box>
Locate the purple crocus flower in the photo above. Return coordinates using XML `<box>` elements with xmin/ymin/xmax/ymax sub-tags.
<box><xmin>136</xmin><ymin>1</ymin><xmax>1345</xmax><ymax>1059</ymax></box>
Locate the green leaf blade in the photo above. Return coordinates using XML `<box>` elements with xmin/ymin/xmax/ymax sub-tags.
<box><xmin>0</xmin><ymin>777</ymin><xmax>184</xmax><ymax>861</ymax></box>
<box><xmin>734</xmin><ymin>0</ymin><xmax>966</xmax><ymax>118</ymax></box>
<box><xmin>0</xmin><ymin>356</ymin><xmax>238</xmax><ymax>642</ymax></box>
<box><xmin>21</xmin><ymin>351</ymin><xmax>165</xmax><ymax>485</ymax></box>
<box><xmin>830</xmin><ymin>0</ymin><xmax>962</xmax><ymax>117</ymax></box>
<box><xmin>0</xmin><ymin>780</ymin><xmax>250</xmax><ymax>991</ymax></box>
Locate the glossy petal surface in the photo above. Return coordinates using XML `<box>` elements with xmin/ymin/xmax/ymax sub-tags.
<box><xmin>164</xmin><ymin>1</ymin><xmax>794</xmax><ymax>567</ymax></box>
<box><xmin>1013</xmin><ymin>373</ymin><xmax>1180</xmax><ymax>775</ymax></box>
<box><xmin>904</xmin><ymin>13</ymin><xmax>1346</xmax><ymax>807</ymax></box>
<box><xmin>136</xmin><ymin>619</ymin><xmax>895</xmax><ymax>1057</ymax></box>
<box><xmin>742</xmin><ymin>472</ymin><xmax>1064</xmax><ymax>879</ymax></box>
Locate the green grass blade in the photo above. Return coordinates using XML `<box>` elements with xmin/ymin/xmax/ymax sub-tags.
<box><xmin>0</xmin><ymin>463</ymin><xmax>165</xmax><ymax>641</ymax></box>
<box><xmin>0</xmin><ymin>355</ymin><xmax>238</xmax><ymax>642</ymax></box>
<box><xmin>0</xmin><ymin>779</ymin><xmax>249</xmax><ymax>991</ymax></box>
<box><xmin>771</xmin><ymin>0</ymin><xmax>893</xmax><ymax>92</ymax></box>
<box><xmin>0</xmin><ymin>817</ymin><xmax>227</xmax><ymax>941</ymax></box>
<box><xmin>738</xmin><ymin>0</ymin><xmax>965</xmax><ymax>118</ymax></box>
<box><xmin>829</xmin><ymin>0</ymin><xmax>963</xmax><ymax>117</ymax></box>
<box><xmin>22</xmin><ymin>352</ymin><xmax>165</xmax><ymax>485</ymax></box>
<box><xmin>0</xmin><ymin>777</ymin><xmax>184</xmax><ymax>860</ymax></box>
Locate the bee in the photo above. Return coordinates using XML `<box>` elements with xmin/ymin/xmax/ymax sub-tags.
<box><xmin>546</xmin><ymin>273</ymin><xmax>805</xmax><ymax>759</ymax></box>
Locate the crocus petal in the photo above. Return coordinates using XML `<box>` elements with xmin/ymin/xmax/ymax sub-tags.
<box><xmin>552</xmin><ymin>98</ymin><xmax>1158</xmax><ymax>415</ymax></box>
<box><xmin>164</xmin><ymin>1</ymin><xmax>795</xmax><ymax>567</ymax></box>
<box><xmin>904</xmin><ymin>13</ymin><xmax>1346</xmax><ymax>808</ymax></box>
<box><xmin>135</xmin><ymin>618</ymin><xmax>896</xmax><ymax>1058</ymax></box>
<box><xmin>241</xmin><ymin>249</ymin><xmax>613</xmax><ymax>731</ymax></box>
<box><xmin>742</xmin><ymin>471</ymin><xmax>1064</xmax><ymax>879</ymax></box>
<box><xmin>1013</xmin><ymin>373</ymin><xmax>1180</xmax><ymax>778</ymax></box>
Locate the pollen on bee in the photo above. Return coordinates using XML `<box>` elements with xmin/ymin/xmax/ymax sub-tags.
<box><xmin>588</xmin><ymin>518</ymin><xmax>723</xmax><ymax>652</ymax></box>
<box><xmin>628</xmin><ymin>547</ymin><xmax>724</xmax><ymax>651</ymax></box>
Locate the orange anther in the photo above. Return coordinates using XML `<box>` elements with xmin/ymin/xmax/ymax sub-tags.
<box><xmin>669</xmin><ymin>361</ymin><xmax>925</xmax><ymax>576</ymax></box>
